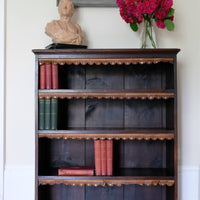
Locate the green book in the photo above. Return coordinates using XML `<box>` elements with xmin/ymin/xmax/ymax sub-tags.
<box><xmin>39</xmin><ymin>98</ymin><xmax>45</xmax><ymax>130</ymax></box>
<box><xmin>51</xmin><ymin>98</ymin><xmax>58</xmax><ymax>130</ymax></box>
<box><xmin>44</xmin><ymin>98</ymin><xmax>51</xmax><ymax>130</ymax></box>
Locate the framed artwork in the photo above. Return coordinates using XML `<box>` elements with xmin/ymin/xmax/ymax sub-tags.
<box><xmin>57</xmin><ymin>0</ymin><xmax>117</xmax><ymax>7</ymax></box>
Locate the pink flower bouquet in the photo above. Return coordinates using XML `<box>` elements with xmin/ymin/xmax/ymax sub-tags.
<box><xmin>116</xmin><ymin>0</ymin><xmax>175</xmax><ymax>48</ymax></box>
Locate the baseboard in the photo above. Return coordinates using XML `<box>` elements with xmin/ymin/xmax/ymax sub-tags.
<box><xmin>3</xmin><ymin>165</ymin><xmax>200</xmax><ymax>200</ymax></box>
<box><xmin>4</xmin><ymin>165</ymin><xmax>35</xmax><ymax>200</ymax></box>
<box><xmin>178</xmin><ymin>165</ymin><xmax>200</xmax><ymax>200</ymax></box>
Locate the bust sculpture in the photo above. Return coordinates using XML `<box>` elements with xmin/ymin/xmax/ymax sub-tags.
<box><xmin>45</xmin><ymin>0</ymin><xmax>83</xmax><ymax>45</ymax></box>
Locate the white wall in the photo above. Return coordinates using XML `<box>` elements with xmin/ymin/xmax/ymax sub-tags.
<box><xmin>0</xmin><ymin>0</ymin><xmax>5</xmax><ymax>199</ymax></box>
<box><xmin>4</xmin><ymin>0</ymin><xmax>200</xmax><ymax>199</ymax></box>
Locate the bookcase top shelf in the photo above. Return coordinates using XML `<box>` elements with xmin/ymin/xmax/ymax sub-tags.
<box><xmin>38</xmin><ymin>129</ymin><xmax>174</xmax><ymax>140</ymax></box>
<box><xmin>32</xmin><ymin>48</ymin><xmax>180</xmax><ymax>56</ymax></box>
<box><xmin>38</xmin><ymin>176</ymin><xmax>174</xmax><ymax>187</ymax></box>
<box><xmin>38</xmin><ymin>57</ymin><xmax>174</xmax><ymax>66</ymax></box>
<box><xmin>38</xmin><ymin>89</ymin><xmax>174</xmax><ymax>100</ymax></box>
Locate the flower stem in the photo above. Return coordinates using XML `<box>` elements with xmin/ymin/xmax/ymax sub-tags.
<box><xmin>141</xmin><ymin>18</ymin><xmax>156</xmax><ymax>48</ymax></box>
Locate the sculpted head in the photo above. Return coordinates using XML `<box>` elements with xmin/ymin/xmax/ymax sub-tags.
<box><xmin>58</xmin><ymin>0</ymin><xmax>75</xmax><ymax>18</ymax></box>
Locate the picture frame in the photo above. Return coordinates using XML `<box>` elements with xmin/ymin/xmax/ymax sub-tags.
<box><xmin>57</xmin><ymin>0</ymin><xmax>117</xmax><ymax>7</ymax></box>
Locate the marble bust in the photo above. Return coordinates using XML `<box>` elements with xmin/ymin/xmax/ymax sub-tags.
<box><xmin>45</xmin><ymin>0</ymin><xmax>83</xmax><ymax>45</ymax></box>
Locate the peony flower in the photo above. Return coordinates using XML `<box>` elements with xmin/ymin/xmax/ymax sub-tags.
<box><xmin>155</xmin><ymin>8</ymin><xmax>168</xmax><ymax>19</ymax></box>
<box><xmin>161</xmin><ymin>0</ymin><xmax>173</xmax><ymax>10</ymax></box>
<box><xmin>137</xmin><ymin>2</ymin><xmax>145</xmax><ymax>13</ymax></box>
<box><xmin>116</xmin><ymin>0</ymin><xmax>125</xmax><ymax>7</ymax></box>
<box><xmin>145</xmin><ymin>0</ymin><xmax>157</xmax><ymax>14</ymax></box>
<box><xmin>156</xmin><ymin>19</ymin><xmax>166</xmax><ymax>29</ymax></box>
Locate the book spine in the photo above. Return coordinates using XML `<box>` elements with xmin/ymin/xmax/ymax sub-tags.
<box><xmin>44</xmin><ymin>98</ymin><xmax>51</xmax><ymax>130</ymax></box>
<box><xmin>101</xmin><ymin>140</ymin><xmax>107</xmax><ymax>176</ymax></box>
<box><xmin>58</xmin><ymin>169</ymin><xmax>94</xmax><ymax>176</ymax></box>
<box><xmin>51</xmin><ymin>98</ymin><xmax>58</xmax><ymax>130</ymax></box>
<box><xmin>38</xmin><ymin>98</ymin><xmax>45</xmax><ymax>130</ymax></box>
<box><xmin>52</xmin><ymin>64</ymin><xmax>59</xmax><ymax>89</ymax></box>
<box><xmin>106</xmin><ymin>140</ymin><xmax>113</xmax><ymax>176</ymax></box>
<box><xmin>40</xmin><ymin>64</ymin><xmax>46</xmax><ymax>89</ymax></box>
<box><xmin>45</xmin><ymin>63</ymin><xmax>52</xmax><ymax>89</ymax></box>
<box><xmin>94</xmin><ymin>140</ymin><xmax>101</xmax><ymax>176</ymax></box>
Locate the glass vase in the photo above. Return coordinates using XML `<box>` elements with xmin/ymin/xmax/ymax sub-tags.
<box><xmin>141</xmin><ymin>19</ymin><xmax>157</xmax><ymax>48</ymax></box>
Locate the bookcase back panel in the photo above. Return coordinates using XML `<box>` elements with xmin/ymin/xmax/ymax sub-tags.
<box><xmin>59</xmin><ymin>65</ymin><xmax>86</xmax><ymax>89</ymax></box>
<box><xmin>39</xmin><ymin>139</ymin><xmax>87</xmax><ymax>175</ymax></box>
<box><xmin>86</xmin><ymin>99</ymin><xmax>124</xmax><ymax>128</ymax></box>
<box><xmin>124</xmin><ymin>185</ymin><xmax>167</xmax><ymax>200</ymax></box>
<box><xmin>39</xmin><ymin>185</ymin><xmax>170</xmax><ymax>200</ymax></box>
<box><xmin>39</xmin><ymin>139</ymin><xmax>173</xmax><ymax>176</ymax></box>
<box><xmin>120</xmin><ymin>140</ymin><xmax>166</xmax><ymax>168</ymax></box>
<box><xmin>55</xmin><ymin>63</ymin><xmax>174</xmax><ymax>90</ymax></box>
<box><xmin>57</xmin><ymin>99</ymin><xmax>174</xmax><ymax>129</ymax></box>
<box><xmin>86</xmin><ymin>185</ymin><xmax>123</xmax><ymax>200</ymax></box>
<box><xmin>86</xmin><ymin>66</ymin><xmax>124</xmax><ymax>89</ymax></box>
<box><xmin>113</xmin><ymin>140</ymin><xmax>174</xmax><ymax>173</ymax></box>
<box><xmin>125</xmin><ymin>99</ymin><xmax>166</xmax><ymax>128</ymax></box>
<box><xmin>58</xmin><ymin>99</ymin><xmax>85</xmax><ymax>129</ymax></box>
<box><xmin>39</xmin><ymin>185</ymin><xmax>84</xmax><ymax>200</ymax></box>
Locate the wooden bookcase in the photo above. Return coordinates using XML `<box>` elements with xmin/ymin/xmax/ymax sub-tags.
<box><xmin>33</xmin><ymin>49</ymin><xmax>180</xmax><ymax>200</ymax></box>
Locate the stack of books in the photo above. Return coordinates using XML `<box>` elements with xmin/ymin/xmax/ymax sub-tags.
<box><xmin>94</xmin><ymin>140</ymin><xmax>113</xmax><ymax>176</ymax></box>
<box><xmin>40</xmin><ymin>63</ymin><xmax>59</xmax><ymax>89</ymax></box>
<box><xmin>39</xmin><ymin>98</ymin><xmax>58</xmax><ymax>130</ymax></box>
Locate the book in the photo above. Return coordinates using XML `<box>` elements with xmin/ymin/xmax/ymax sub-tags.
<box><xmin>44</xmin><ymin>98</ymin><xmax>51</xmax><ymax>130</ymax></box>
<box><xmin>51</xmin><ymin>98</ymin><xmax>58</xmax><ymax>130</ymax></box>
<box><xmin>101</xmin><ymin>140</ymin><xmax>107</xmax><ymax>176</ymax></box>
<box><xmin>52</xmin><ymin>64</ymin><xmax>59</xmax><ymax>89</ymax></box>
<box><xmin>58</xmin><ymin>166</ymin><xmax>94</xmax><ymax>176</ymax></box>
<box><xmin>45</xmin><ymin>63</ymin><xmax>52</xmax><ymax>89</ymax></box>
<box><xmin>38</xmin><ymin>98</ymin><xmax>45</xmax><ymax>130</ymax></box>
<box><xmin>106</xmin><ymin>140</ymin><xmax>113</xmax><ymax>176</ymax></box>
<box><xmin>40</xmin><ymin>64</ymin><xmax>46</xmax><ymax>89</ymax></box>
<box><xmin>94</xmin><ymin>140</ymin><xmax>101</xmax><ymax>176</ymax></box>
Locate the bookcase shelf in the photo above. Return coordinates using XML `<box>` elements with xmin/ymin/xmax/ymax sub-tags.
<box><xmin>38</xmin><ymin>89</ymin><xmax>175</xmax><ymax>100</ymax></box>
<box><xmin>38</xmin><ymin>129</ymin><xmax>174</xmax><ymax>140</ymax></box>
<box><xmin>38</xmin><ymin>174</ymin><xmax>175</xmax><ymax>187</ymax></box>
<box><xmin>34</xmin><ymin>49</ymin><xmax>180</xmax><ymax>200</ymax></box>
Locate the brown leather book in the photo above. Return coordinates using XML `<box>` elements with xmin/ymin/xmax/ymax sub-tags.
<box><xmin>94</xmin><ymin>140</ymin><xmax>101</xmax><ymax>176</ymax></box>
<box><xmin>58</xmin><ymin>166</ymin><xmax>94</xmax><ymax>176</ymax></box>
<box><xmin>40</xmin><ymin>64</ymin><xmax>46</xmax><ymax>89</ymax></box>
<box><xmin>101</xmin><ymin>140</ymin><xmax>107</xmax><ymax>176</ymax></box>
<box><xmin>52</xmin><ymin>64</ymin><xmax>59</xmax><ymax>89</ymax></box>
<box><xmin>106</xmin><ymin>140</ymin><xmax>113</xmax><ymax>176</ymax></box>
<box><xmin>45</xmin><ymin>63</ymin><xmax>52</xmax><ymax>89</ymax></box>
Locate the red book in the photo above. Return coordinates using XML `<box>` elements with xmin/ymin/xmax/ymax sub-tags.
<box><xmin>106</xmin><ymin>140</ymin><xmax>113</xmax><ymax>176</ymax></box>
<box><xmin>40</xmin><ymin>64</ymin><xmax>46</xmax><ymax>89</ymax></box>
<box><xmin>94</xmin><ymin>140</ymin><xmax>101</xmax><ymax>176</ymax></box>
<box><xmin>58</xmin><ymin>166</ymin><xmax>94</xmax><ymax>176</ymax></box>
<box><xmin>45</xmin><ymin>63</ymin><xmax>52</xmax><ymax>89</ymax></box>
<box><xmin>52</xmin><ymin>64</ymin><xmax>59</xmax><ymax>89</ymax></box>
<box><xmin>101</xmin><ymin>140</ymin><xmax>107</xmax><ymax>176</ymax></box>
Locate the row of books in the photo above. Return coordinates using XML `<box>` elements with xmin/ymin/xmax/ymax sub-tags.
<box><xmin>94</xmin><ymin>140</ymin><xmax>113</xmax><ymax>176</ymax></box>
<box><xmin>40</xmin><ymin>63</ymin><xmax>59</xmax><ymax>89</ymax></box>
<box><xmin>39</xmin><ymin>98</ymin><xmax>58</xmax><ymax>130</ymax></box>
<box><xmin>58</xmin><ymin>140</ymin><xmax>113</xmax><ymax>176</ymax></box>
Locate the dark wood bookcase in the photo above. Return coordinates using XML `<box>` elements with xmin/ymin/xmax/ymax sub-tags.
<box><xmin>33</xmin><ymin>49</ymin><xmax>180</xmax><ymax>200</ymax></box>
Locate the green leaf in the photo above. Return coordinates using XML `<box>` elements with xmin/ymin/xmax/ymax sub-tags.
<box><xmin>130</xmin><ymin>23</ymin><xmax>138</xmax><ymax>32</ymax></box>
<box><xmin>166</xmin><ymin>8</ymin><xmax>175</xmax><ymax>18</ymax></box>
<box><xmin>164</xmin><ymin>19</ymin><xmax>174</xmax><ymax>31</ymax></box>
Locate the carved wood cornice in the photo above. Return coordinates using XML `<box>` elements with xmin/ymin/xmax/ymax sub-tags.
<box><xmin>38</xmin><ymin>178</ymin><xmax>174</xmax><ymax>187</ymax></box>
<box><xmin>39</xmin><ymin>58</ymin><xmax>174</xmax><ymax>66</ymax></box>
<box><xmin>38</xmin><ymin>133</ymin><xmax>174</xmax><ymax>141</ymax></box>
<box><xmin>38</xmin><ymin>91</ymin><xmax>174</xmax><ymax>100</ymax></box>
